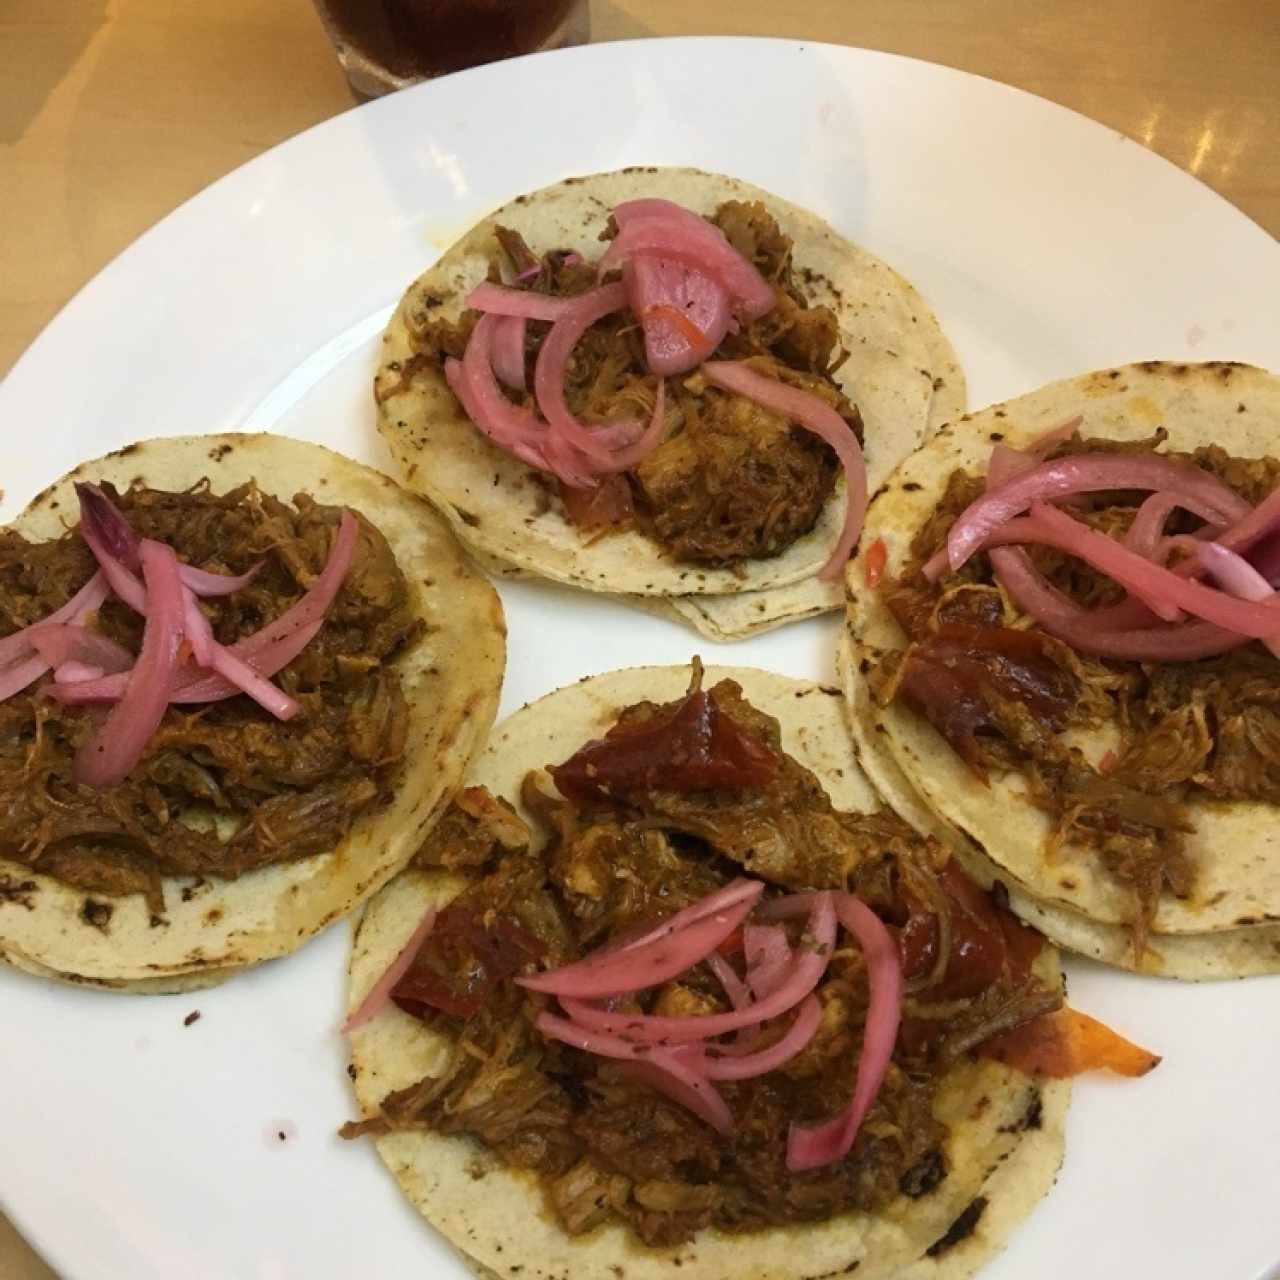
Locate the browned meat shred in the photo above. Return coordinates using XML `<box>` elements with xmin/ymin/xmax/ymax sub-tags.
<box><xmin>344</xmin><ymin>682</ymin><xmax>1060</xmax><ymax>1247</ymax></box>
<box><xmin>396</xmin><ymin>202</ymin><xmax>862</xmax><ymax>567</ymax></box>
<box><xmin>872</xmin><ymin>434</ymin><xmax>1280</xmax><ymax>948</ymax></box>
<box><xmin>0</xmin><ymin>482</ymin><xmax>420</xmax><ymax>910</ymax></box>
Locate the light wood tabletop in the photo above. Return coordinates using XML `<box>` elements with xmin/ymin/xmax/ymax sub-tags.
<box><xmin>1</xmin><ymin>0</ymin><xmax>1277</xmax><ymax>1275</ymax></box>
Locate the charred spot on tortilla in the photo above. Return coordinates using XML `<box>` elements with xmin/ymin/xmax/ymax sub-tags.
<box><xmin>926</xmin><ymin>1196</ymin><xmax>988</xmax><ymax>1257</ymax></box>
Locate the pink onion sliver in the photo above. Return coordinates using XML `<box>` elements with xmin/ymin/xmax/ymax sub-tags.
<box><xmin>343</xmin><ymin>907</ymin><xmax>438</xmax><ymax>1032</ymax></box>
<box><xmin>560</xmin><ymin>892</ymin><xmax>836</xmax><ymax>1042</ymax></box>
<box><xmin>1206</xmin><ymin>484</ymin><xmax>1280</xmax><ymax>558</ymax></box>
<box><xmin>990</xmin><ymin>547</ymin><xmax>1245</xmax><ymax>660</ymax></box>
<box><xmin>705</xmin><ymin>951</ymin><xmax>751</xmax><ymax>1010</ymax></box>
<box><xmin>460</xmin><ymin>317</ymin><xmax>549</xmax><ymax>450</ymax></box>
<box><xmin>601</xmin><ymin>204</ymin><xmax>775</xmax><ymax>320</ymax></box>
<box><xmin>55</xmin><ymin>661</ymin><xmax>106</xmax><ymax>684</ymax></box>
<box><xmin>1023</xmin><ymin>502</ymin><xmax>1280</xmax><ymax>639</ymax></box>
<box><xmin>0</xmin><ymin>572</ymin><xmax>109</xmax><ymax>671</ymax></box>
<box><xmin>703</xmin><ymin>996</ymin><xmax>822</xmax><ymax>1081</ymax></box>
<box><xmin>626</xmin><ymin>255</ymin><xmax>732</xmax><ymax>376</ymax></box>
<box><xmin>613</xmin><ymin>1055</ymin><xmax>733</xmax><ymax>1135</ymax></box>
<box><xmin>947</xmin><ymin>454</ymin><xmax>1253</xmax><ymax>572</ymax></box>
<box><xmin>73</xmin><ymin>539</ymin><xmax>185</xmax><ymax>789</ymax></box>
<box><xmin>1120</xmin><ymin>493</ymin><xmax>1186</xmax><ymax>622</ymax></box>
<box><xmin>743</xmin><ymin>924</ymin><xmax>792</xmax><ymax>1000</ymax></box>
<box><xmin>465</xmin><ymin>281</ymin><xmax>576</xmax><ymax>322</ymax></box>
<box><xmin>490</xmin><ymin>315</ymin><xmax>528</xmax><ymax>391</ymax></box>
<box><xmin>182</xmin><ymin>590</ymin><xmax>215</xmax><ymax>669</ymax></box>
<box><xmin>179</xmin><ymin>563</ymin><xmax>261</xmax><ymax>597</ymax></box>
<box><xmin>786</xmin><ymin>894</ymin><xmax>903</xmax><ymax>1172</ymax></box>
<box><xmin>27</xmin><ymin>624</ymin><xmax>133</xmax><ymax>674</ymax></box>
<box><xmin>705</xmin><ymin>949</ymin><xmax>763</xmax><ymax>1055</ymax></box>
<box><xmin>1197</xmin><ymin>543</ymin><xmax>1280</xmax><ymax>658</ymax></box>
<box><xmin>518</xmin><ymin>879</ymin><xmax>764</xmax><ymax>996</ymax></box>
<box><xmin>702</xmin><ymin>361</ymin><xmax>866</xmax><ymax>582</ymax></box>
<box><xmin>0</xmin><ymin>654</ymin><xmax>51</xmax><ymax>701</ymax></box>
<box><xmin>533</xmin><ymin>283</ymin><xmax>632</xmax><ymax>466</ymax></box>
<box><xmin>209</xmin><ymin>645</ymin><xmax>300</xmax><ymax>720</ymax></box>
<box><xmin>52</xmin><ymin>514</ymin><xmax>357</xmax><ymax>709</ymax></box>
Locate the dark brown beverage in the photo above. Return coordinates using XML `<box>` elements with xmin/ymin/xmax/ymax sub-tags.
<box><xmin>313</xmin><ymin>0</ymin><xmax>587</xmax><ymax>95</ymax></box>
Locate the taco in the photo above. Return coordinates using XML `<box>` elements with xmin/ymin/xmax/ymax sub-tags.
<box><xmin>342</xmin><ymin>664</ymin><xmax>1156</xmax><ymax>1279</ymax></box>
<box><xmin>0</xmin><ymin>434</ymin><xmax>505</xmax><ymax>987</ymax></box>
<box><xmin>376</xmin><ymin>167</ymin><xmax>964</xmax><ymax>635</ymax></box>
<box><xmin>843</xmin><ymin>361</ymin><xmax>1280</xmax><ymax>977</ymax></box>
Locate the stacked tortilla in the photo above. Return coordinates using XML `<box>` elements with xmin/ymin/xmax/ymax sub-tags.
<box><xmin>376</xmin><ymin>167</ymin><xmax>965</xmax><ymax>639</ymax></box>
<box><xmin>841</xmin><ymin>362</ymin><xmax>1280</xmax><ymax>979</ymax></box>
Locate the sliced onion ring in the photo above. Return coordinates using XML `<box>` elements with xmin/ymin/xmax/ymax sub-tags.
<box><xmin>518</xmin><ymin>879</ymin><xmax>764</xmax><ymax>997</ymax></box>
<box><xmin>344</xmin><ymin>907</ymin><xmax>438</xmax><ymax>1032</ymax></box>
<box><xmin>702</xmin><ymin>996</ymin><xmax>822</xmax><ymax>1082</ymax></box>
<box><xmin>560</xmin><ymin>892</ymin><xmax>836</xmax><ymax>1042</ymax></box>
<box><xmin>785</xmin><ymin>894</ymin><xmax>903</xmax><ymax>1172</ymax></box>
<box><xmin>72</xmin><ymin>539</ymin><xmax>185</xmax><ymax>788</ymax></box>
<box><xmin>945</xmin><ymin>453</ymin><xmax>1253</xmax><ymax>573</ymax></box>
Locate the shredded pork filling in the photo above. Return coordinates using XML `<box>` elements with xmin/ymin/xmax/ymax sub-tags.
<box><xmin>873</xmin><ymin>433</ymin><xmax>1280</xmax><ymax>946</ymax></box>
<box><xmin>344</xmin><ymin>679</ymin><xmax>1057</xmax><ymax>1248</ymax></box>
<box><xmin>397</xmin><ymin>201</ymin><xmax>863</xmax><ymax>566</ymax></box>
<box><xmin>0</xmin><ymin>481</ymin><xmax>420</xmax><ymax>912</ymax></box>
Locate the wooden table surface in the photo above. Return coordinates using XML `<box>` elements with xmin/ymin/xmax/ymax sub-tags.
<box><xmin>1</xmin><ymin>0</ymin><xmax>1276</xmax><ymax>1274</ymax></box>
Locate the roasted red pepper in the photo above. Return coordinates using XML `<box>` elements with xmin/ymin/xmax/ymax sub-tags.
<box><xmin>550</xmin><ymin>685</ymin><xmax>777</xmax><ymax>802</ymax></box>
<box><xmin>392</xmin><ymin>903</ymin><xmax>544</xmax><ymax>1021</ymax></box>
<box><xmin>899</xmin><ymin>861</ymin><xmax>1043</xmax><ymax>1000</ymax></box>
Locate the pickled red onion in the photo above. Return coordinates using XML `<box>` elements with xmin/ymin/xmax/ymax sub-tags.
<box><xmin>785</xmin><ymin>895</ymin><xmax>902</xmax><ymax>1172</ymax></box>
<box><xmin>601</xmin><ymin>201</ymin><xmax>775</xmax><ymax>321</ymax></box>
<box><xmin>945</xmin><ymin>454</ymin><xmax>1252</xmax><ymax>572</ymax></box>
<box><xmin>560</xmin><ymin>892</ymin><xmax>836</xmax><ymax>1042</ymax></box>
<box><xmin>72</xmin><ymin>539</ymin><xmax>185</xmax><ymax>788</ymax></box>
<box><xmin>465</xmin><ymin>281</ymin><xmax>576</xmax><ymax>322</ymax></box>
<box><xmin>490</xmin><ymin>315</ymin><xmax>528</xmax><ymax>391</ymax></box>
<box><xmin>533</xmin><ymin>283</ymin><xmax>637</xmax><ymax>467</ymax></box>
<box><xmin>990</xmin><ymin>547</ymin><xmax>1246</xmax><ymax>660</ymax></box>
<box><xmin>702</xmin><ymin>996</ymin><xmax>822</xmax><ymax>1082</ymax></box>
<box><xmin>743</xmin><ymin>924</ymin><xmax>792</xmax><ymax>1000</ymax></box>
<box><xmin>518</xmin><ymin>879</ymin><xmax>763</xmax><ymax>996</ymax></box>
<box><xmin>1014</xmin><ymin>502</ymin><xmax>1280</xmax><ymax>639</ymax></box>
<box><xmin>27</xmin><ymin>624</ymin><xmax>133</xmax><ymax>674</ymax></box>
<box><xmin>702</xmin><ymin>361</ymin><xmax>866</xmax><ymax>581</ymax></box>
<box><xmin>54</xmin><ymin>661</ymin><xmax>105</xmax><ymax>684</ymax></box>
<box><xmin>1197</xmin><ymin>543</ymin><xmax>1280</xmax><ymax>658</ymax></box>
<box><xmin>624</xmin><ymin>254</ymin><xmax>732</xmax><ymax>376</ymax></box>
<box><xmin>343</xmin><ymin>906</ymin><xmax>438</xmax><ymax>1032</ymax></box>
<box><xmin>50</xmin><ymin>511</ymin><xmax>358</xmax><ymax>709</ymax></box>
<box><xmin>613</xmin><ymin>1054</ymin><xmax>734</xmax><ymax>1135</ymax></box>
<box><xmin>0</xmin><ymin>654</ymin><xmax>52</xmax><ymax>701</ymax></box>
<box><xmin>0</xmin><ymin>572</ymin><xmax>109</xmax><ymax>676</ymax></box>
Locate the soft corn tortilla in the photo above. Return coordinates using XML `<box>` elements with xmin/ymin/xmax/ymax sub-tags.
<box><xmin>0</xmin><ymin>434</ymin><xmax>506</xmax><ymax>986</ymax></box>
<box><xmin>346</xmin><ymin>665</ymin><xmax>1067</xmax><ymax>1280</ymax></box>
<box><xmin>837</xmin><ymin>634</ymin><xmax>1280</xmax><ymax>980</ymax></box>
<box><xmin>843</xmin><ymin>361</ymin><xmax>1280</xmax><ymax>952</ymax></box>
<box><xmin>377</xmin><ymin>167</ymin><xmax>963</xmax><ymax>617</ymax></box>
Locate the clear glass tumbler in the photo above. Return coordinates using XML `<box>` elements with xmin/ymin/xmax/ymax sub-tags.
<box><xmin>311</xmin><ymin>0</ymin><xmax>591</xmax><ymax>98</ymax></box>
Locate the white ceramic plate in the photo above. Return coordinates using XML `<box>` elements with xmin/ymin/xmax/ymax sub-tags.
<box><xmin>2</xmin><ymin>37</ymin><xmax>1278</xmax><ymax>1280</ymax></box>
